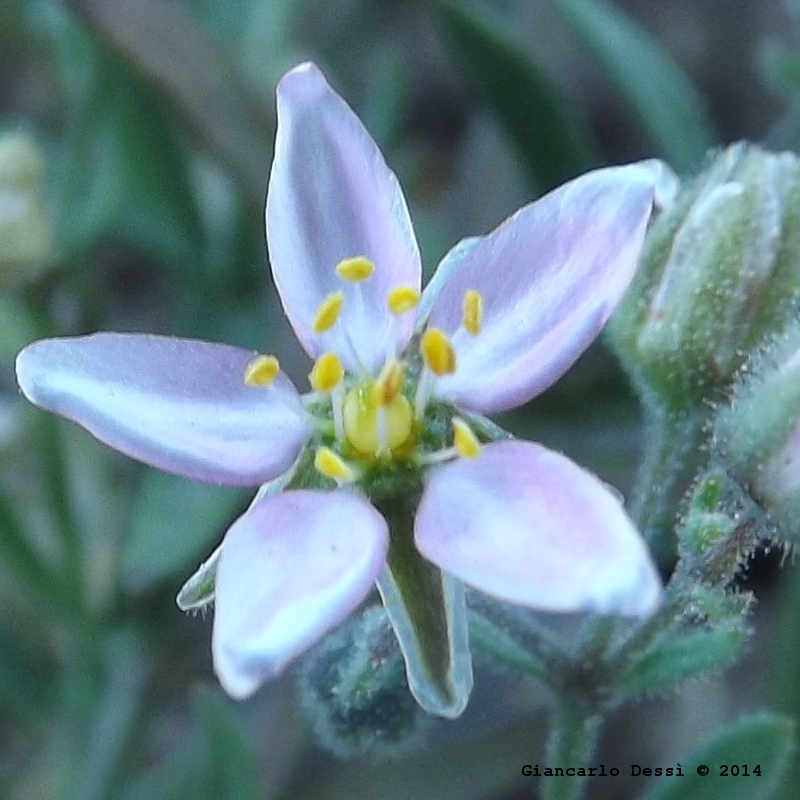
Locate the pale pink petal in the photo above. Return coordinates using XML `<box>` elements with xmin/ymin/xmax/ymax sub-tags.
<box><xmin>427</xmin><ymin>162</ymin><xmax>661</xmax><ymax>413</ymax></box>
<box><xmin>266</xmin><ymin>62</ymin><xmax>421</xmax><ymax>373</ymax></box>
<box><xmin>16</xmin><ymin>334</ymin><xmax>309</xmax><ymax>486</ymax></box>
<box><xmin>415</xmin><ymin>441</ymin><xmax>661</xmax><ymax>616</ymax></box>
<box><xmin>212</xmin><ymin>489</ymin><xmax>388</xmax><ymax>698</ymax></box>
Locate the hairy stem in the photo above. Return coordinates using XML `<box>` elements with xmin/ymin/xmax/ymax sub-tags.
<box><xmin>631</xmin><ymin>401</ymin><xmax>710</xmax><ymax>568</ymax></box>
<box><xmin>541</xmin><ymin>704</ymin><xmax>601</xmax><ymax>800</ymax></box>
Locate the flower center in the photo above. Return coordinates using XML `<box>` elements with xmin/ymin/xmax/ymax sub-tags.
<box><xmin>242</xmin><ymin>254</ymin><xmax>488</xmax><ymax>484</ymax></box>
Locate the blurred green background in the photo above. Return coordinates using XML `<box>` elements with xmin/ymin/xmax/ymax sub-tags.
<box><xmin>2</xmin><ymin>0</ymin><xmax>800</xmax><ymax>798</ymax></box>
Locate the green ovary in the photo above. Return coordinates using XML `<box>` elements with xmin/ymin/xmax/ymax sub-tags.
<box><xmin>343</xmin><ymin>383</ymin><xmax>413</xmax><ymax>455</ymax></box>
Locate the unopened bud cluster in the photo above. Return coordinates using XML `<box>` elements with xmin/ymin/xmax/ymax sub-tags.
<box><xmin>610</xmin><ymin>143</ymin><xmax>800</xmax><ymax>408</ymax></box>
<box><xmin>714</xmin><ymin>322</ymin><xmax>800</xmax><ymax>543</ymax></box>
<box><xmin>298</xmin><ymin>606</ymin><xmax>427</xmax><ymax>757</ymax></box>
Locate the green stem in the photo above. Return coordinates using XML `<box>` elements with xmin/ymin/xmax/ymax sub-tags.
<box><xmin>605</xmin><ymin>511</ymin><xmax>759</xmax><ymax>675</ymax></box>
<box><xmin>631</xmin><ymin>401</ymin><xmax>710</xmax><ymax>568</ymax></box>
<box><xmin>25</xmin><ymin>291</ymin><xmax>87</xmax><ymax>611</ymax></box>
<box><xmin>603</xmin><ymin>590</ymin><xmax>681</xmax><ymax>674</ymax></box>
<box><xmin>467</xmin><ymin>600</ymin><xmax>569</xmax><ymax>682</ymax></box>
<box><xmin>541</xmin><ymin>704</ymin><xmax>601</xmax><ymax>800</ymax></box>
<box><xmin>35</xmin><ymin>414</ymin><xmax>85</xmax><ymax>612</ymax></box>
<box><xmin>0</xmin><ymin>481</ymin><xmax>59</xmax><ymax>605</ymax></box>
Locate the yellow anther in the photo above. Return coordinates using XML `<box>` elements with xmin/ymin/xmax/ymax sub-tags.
<box><xmin>309</xmin><ymin>352</ymin><xmax>344</xmax><ymax>393</ymax></box>
<box><xmin>314</xmin><ymin>447</ymin><xmax>356</xmax><ymax>483</ymax></box>
<box><xmin>372</xmin><ymin>359</ymin><xmax>404</xmax><ymax>407</ymax></box>
<box><xmin>387</xmin><ymin>286</ymin><xmax>421</xmax><ymax>315</ymax></box>
<box><xmin>312</xmin><ymin>290</ymin><xmax>345</xmax><ymax>334</ymax></box>
<box><xmin>420</xmin><ymin>328</ymin><xmax>457</xmax><ymax>376</ymax></box>
<box><xmin>343</xmin><ymin>383</ymin><xmax>413</xmax><ymax>455</ymax></box>
<box><xmin>336</xmin><ymin>256</ymin><xmax>375</xmax><ymax>282</ymax></box>
<box><xmin>462</xmin><ymin>289</ymin><xmax>483</xmax><ymax>336</ymax></box>
<box><xmin>243</xmin><ymin>354</ymin><xmax>280</xmax><ymax>387</ymax></box>
<box><xmin>452</xmin><ymin>417</ymin><xmax>481</xmax><ymax>459</ymax></box>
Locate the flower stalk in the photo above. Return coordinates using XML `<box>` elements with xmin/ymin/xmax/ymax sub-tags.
<box><xmin>630</xmin><ymin>400</ymin><xmax>710</xmax><ymax>568</ymax></box>
<box><xmin>541</xmin><ymin>705</ymin><xmax>601</xmax><ymax>800</ymax></box>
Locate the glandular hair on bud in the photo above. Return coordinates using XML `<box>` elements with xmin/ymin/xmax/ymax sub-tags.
<box><xmin>714</xmin><ymin>322</ymin><xmax>800</xmax><ymax>543</ymax></box>
<box><xmin>610</xmin><ymin>143</ymin><xmax>800</xmax><ymax>407</ymax></box>
<box><xmin>298</xmin><ymin>606</ymin><xmax>427</xmax><ymax>759</ymax></box>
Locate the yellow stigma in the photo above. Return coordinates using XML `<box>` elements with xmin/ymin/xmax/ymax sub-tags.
<box><xmin>420</xmin><ymin>328</ymin><xmax>456</xmax><ymax>376</ymax></box>
<box><xmin>343</xmin><ymin>382</ymin><xmax>413</xmax><ymax>455</ymax></box>
<box><xmin>452</xmin><ymin>416</ymin><xmax>481</xmax><ymax>459</ymax></box>
<box><xmin>313</xmin><ymin>290</ymin><xmax>345</xmax><ymax>334</ymax></box>
<box><xmin>373</xmin><ymin>359</ymin><xmax>404</xmax><ymax>407</ymax></box>
<box><xmin>243</xmin><ymin>354</ymin><xmax>280</xmax><ymax>387</ymax></box>
<box><xmin>387</xmin><ymin>286</ymin><xmax>421</xmax><ymax>315</ymax></box>
<box><xmin>315</xmin><ymin>446</ymin><xmax>356</xmax><ymax>482</ymax></box>
<box><xmin>336</xmin><ymin>256</ymin><xmax>375</xmax><ymax>282</ymax></box>
<box><xmin>309</xmin><ymin>352</ymin><xmax>344</xmax><ymax>393</ymax></box>
<box><xmin>462</xmin><ymin>289</ymin><xmax>483</xmax><ymax>335</ymax></box>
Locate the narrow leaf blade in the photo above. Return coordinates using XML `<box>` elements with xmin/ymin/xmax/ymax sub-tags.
<box><xmin>65</xmin><ymin>0</ymin><xmax>273</xmax><ymax>204</ymax></box>
<box><xmin>436</xmin><ymin>1</ymin><xmax>598</xmax><ymax>191</ymax></box>
<box><xmin>123</xmin><ymin>470</ymin><xmax>246</xmax><ymax>592</ymax></box>
<box><xmin>619</xmin><ymin>625</ymin><xmax>747</xmax><ymax>696</ymax></box>
<box><xmin>641</xmin><ymin>713</ymin><xmax>795</xmax><ymax>800</ymax></box>
<box><xmin>553</xmin><ymin>0</ymin><xmax>717</xmax><ymax>171</ymax></box>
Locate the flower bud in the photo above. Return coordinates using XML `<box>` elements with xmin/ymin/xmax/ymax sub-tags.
<box><xmin>0</xmin><ymin>131</ymin><xmax>51</xmax><ymax>278</ymax></box>
<box><xmin>610</xmin><ymin>142</ymin><xmax>800</xmax><ymax>408</ymax></box>
<box><xmin>714</xmin><ymin>323</ymin><xmax>800</xmax><ymax>541</ymax></box>
<box><xmin>298</xmin><ymin>606</ymin><xmax>427</xmax><ymax>758</ymax></box>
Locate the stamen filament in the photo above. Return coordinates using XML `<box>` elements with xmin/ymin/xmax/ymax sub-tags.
<box><xmin>313</xmin><ymin>291</ymin><xmax>345</xmax><ymax>334</ymax></box>
<box><xmin>417</xmin><ymin>446</ymin><xmax>458</xmax><ymax>467</ymax></box>
<box><xmin>414</xmin><ymin>368</ymin><xmax>433</xmax><ymax>422</ymax></box>
<box><xmin>244</xmin><ymin>354</ymin><xmax>280</xmax><ymax>387</ymax></box>
<box><xmin>331</xmin><ymin>383</ymin><xmax>345</xmax><ymax>441</ymax></box>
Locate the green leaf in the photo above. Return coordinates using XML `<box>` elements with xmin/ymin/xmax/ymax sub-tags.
<box><xmin>640</xmin><ymin>713</ymin><xmax>795</xmax><ymax>800</ymax></box>
<box><xmin>619</xmin><ymin>625</ymin><xmax>746</xmax><ymax>696</ymax></box>
<box><xmin>65</xmin><ymin>0</ymin><xmax>273</xmax><ymax>205</ymax></box>
<box><xmin>122</xmin><ymin>469</ymin><xmax>246</xmax><ymax>592</ymax></box>
<box><xmin>468</xmin><ymin>610</ymin><xmax>552</xmax><ymax>680</ymax></box>
<box><xmin>49</xmin><ymin>22</ymin><xmax>203</xmax><ymax>269</ymax></box>
<box><xmin>0</xmin><ymin>624</ymin><xmax>55</xmax><ymax>722</ymax></box>
<box><xmin>770</xmin><ymin>569</ymin><xmax>800</xmax><ymax>800</ymax></box>
<box><xmin>62</xmin><ymin>629</ymin><xmax>150</xmax><ymax>800</ymax></box>
<box><xmin>761</xmin><ymin>42</ymin><xmax>800</xmax><ymax>97</ymax></box>
<box><xmin>375</xmin><ymin>494</ymin><xmax>473</xmax><ymax>718</ymax></box>
<box><xmin>553</xmin><ymin>0</ymin><xmax>717</xmax><ymax>172</ymax></box>
<box><xmin>122</xmin><ymin>686</ymin><xmax>259</xmax><ymax>800</ymax></box>
<box><xmin>435</xmin><ymin>2</ymin><xmax>597</xmax><ymax>191</ymax></box>
<box><xmin>192</xmin><ymin>687</ymin><xmax>259</xmax><ymax>800</ymax></box>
